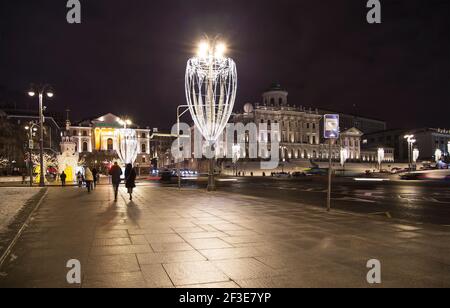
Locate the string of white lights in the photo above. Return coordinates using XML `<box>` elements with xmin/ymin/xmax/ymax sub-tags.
<box><xmin>115</xmin><ymin>128</ymin><xmax>138</xmax><ymax>165</ymax></box>
<box><xmin>185</xmin><ymin>41</ymin><xmax>237</xmax><ymax>145</ymax></box>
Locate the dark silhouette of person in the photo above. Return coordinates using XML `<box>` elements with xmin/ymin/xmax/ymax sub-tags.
<box><xmin>125</xmin><ymin>163</ymin><xmax>137</xmax><ymax>201</ymax></box>
<box><xmin>109</xmin><ymin>162</ymin><xmax>123</xmax><ymax>202</ymax></box>
<box><xmin>60</xmin><ymin>171</ymin><xmax>67</xmax><ymax>187</ymax></box>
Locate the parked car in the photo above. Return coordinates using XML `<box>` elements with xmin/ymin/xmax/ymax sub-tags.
<box><xmin>159</xmin><ymin>169</ymin><xmax>173</xmax><ymax>182</ymax></box>
<box><xmin>272</xmin><ymin>172</ymin><xmax>291</xmax><ymax>178</ymax></box>
<box><xmin>292</xmin><ymin>171</ymin><xmax>307</xmax><ymax>177</ymax></box>
<box><xmin>305</xmin><ymin>168</ymin><xmax>328</xmax><ymax>176</ymax></box>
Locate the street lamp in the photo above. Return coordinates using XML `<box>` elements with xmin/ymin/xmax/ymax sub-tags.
<box><xmin>28</xmin><ymin>84</ymin><xmax>54</xmax><ymax>187</ymax></box>
<box><xmin>404</xmin><ymin>135</ymin><xmax>416</xmax><ymax>172</ymax></box>
<box><xmin>185</xmin><ymin>38</ymin><xmax>237</xmax><ymax>191</ymax></box>
<box><xmin>24</xmin><ymin>122</ymin><xmax>38</xmax><ymax>187</ymax></box>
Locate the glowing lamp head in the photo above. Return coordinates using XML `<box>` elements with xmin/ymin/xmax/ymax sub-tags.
<box><xmin>126</xmin><ymin>119</ymin><xmax>132</xmax><ymax>126</ymax></box>
<box><xmin>24</xmin><ymin>126</ymin><xmax>30</xmax><ymax>130</ymax></box>
<box><xmin>197</xmin><ymin>41</ymin><xmax>210</xmax><ymax>58</ymax></box>
<box><xmin>28</xmin><ymin>90</ymin><xmax>36</xmax><ymax>97</ymax></box>
<box><xmin>215</xmin><ymin>43</ymin><xmax>227</xmax><ymax>58</ymax></box>
<box><xmin>46</xmin><ymin>91</ymin><xmax>54</xmax><ymax>98</ymax></box>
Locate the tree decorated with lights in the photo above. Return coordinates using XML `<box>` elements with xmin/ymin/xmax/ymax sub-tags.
<box><xmin>185</xmin><ymin>37</ymin><xmax>237</xmax><ymax>190</ymax></box>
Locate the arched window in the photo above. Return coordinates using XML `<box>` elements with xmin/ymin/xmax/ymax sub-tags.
<box><xmin>304</xmin><ymin>150</ymin><xmax>308</xmax><ymax>159</ymax></box>
<box><xmin>82</xmin><ymin>142</ymin><xmax>88</xmax><ymax>152</ymax></box>
<box><xmin>270</xmin><ymin>98</ymin><xmax>275</xmax><ymax>105</ymax></box>
<box><xmin>141</xmin><ymin>143</ymin><xmax>147</xmax><ymax>153</ymax></box>
<box><xmin>313</xmin><ymin>151</ymin><xmax>317</xmax><ymax>158</ymax></box>
<box><xmin>107</xmin><ymin>138</ymin><xmax>114</xmax><ymax>151</ymax></box>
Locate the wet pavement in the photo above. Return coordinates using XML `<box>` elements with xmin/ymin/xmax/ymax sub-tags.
<box><xmin>0</xmin><ymin>184</ymin><xmax>449</xmax><ymax>288</ymax></box>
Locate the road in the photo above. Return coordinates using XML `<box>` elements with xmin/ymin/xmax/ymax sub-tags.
<box><xmin>156</xmin><ymin>176</ymin><xmax>450</xmax><ymax>226</ymax></box>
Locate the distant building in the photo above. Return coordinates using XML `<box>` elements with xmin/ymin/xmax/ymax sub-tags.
<box><xmin>232</xmin><ymin>84</ymin><xmax>364</xmax><ymax>162</ymax></box>
<box><xmin>150</xmin><ymin>129</ymin><xmax>177</xmax><ymax>168</ymax></box>
<box><xmin>1</xmin><ymin>108</ymin><xmax>62</xmax><ymax>153</ymax></box>
<box><xmin>363</xmin><ymin>128</ymin><xmax>450</xmax><ymax>161</ymax></box>
<box><xmin>67</xmin><ymin>113</ymin><xmax>151</xmax><ymax>169</ymax></box>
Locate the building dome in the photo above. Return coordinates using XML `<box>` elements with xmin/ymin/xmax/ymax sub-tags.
<box><xmin>262</xmin><ymin>83</ymin><xmax>288</xmax><ymax>107</ymax></box>
<box><xmin>243</xmin><ymin>103</ymin><xmax>254</xmax><ymax>113</ymax></box>
<box><xmin>268</xmin><ymin>82</ymin><xmax>284</xmax><ymax>91</ymax></box>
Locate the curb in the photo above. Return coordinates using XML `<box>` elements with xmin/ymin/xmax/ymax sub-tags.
<box><xmin>0</xmin><ymin>188</ymin><xmax>48</xmax><ymax>270</ymax></box>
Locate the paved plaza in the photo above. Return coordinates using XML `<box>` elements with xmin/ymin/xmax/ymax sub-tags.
<box><xmin>0</xmin><ymin>184</ymin><xmax>449</xmax><ymax>288</ymax></box>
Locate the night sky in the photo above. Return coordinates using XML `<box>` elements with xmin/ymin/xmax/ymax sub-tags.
<box><xmin>1</xmin><ymin>0</ymin><xmax>449</xmax><ymax>130</ymax></box>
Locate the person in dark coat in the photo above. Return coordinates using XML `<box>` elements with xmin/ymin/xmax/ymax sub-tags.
<box><xmin>60</xmin><ymin>171</ymin><xmax>67</xmax><ymax>187</ymax></box>
<box><xmin>109</xmin><ymin>162</ymin><xmax>123</xmax><ymax>202</ymax></box>
<box><xmin>125</xmin><ymin>163</ymin><xmax>137</xmax><ymax>201</ymax></box>
<box><xmin>92</xmin><ymin>168</ymin><xmax>98</xmax><ymax>188</ymax></box>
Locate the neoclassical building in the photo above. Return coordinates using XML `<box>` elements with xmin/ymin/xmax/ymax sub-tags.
<box><xmin>67</xmin><ymin>113</ymin><xmax>151</xmax><ymax>167</ymax></box>
<box><xmin>232</xmin><ymin>84</ymin><xmax>364</xmax><ymax>162</ymax></box>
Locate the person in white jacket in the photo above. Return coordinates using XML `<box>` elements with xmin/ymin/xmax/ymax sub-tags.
<box><xmin>84</xmin><ymin>167</ymin><xmax>94</xmax><ymax>193</ymax></box>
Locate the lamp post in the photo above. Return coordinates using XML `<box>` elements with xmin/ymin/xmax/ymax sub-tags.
<box><xmin>185</xmin><ymin>38</ymin><xmax>237</xmax><ymax>191</ymax></box>
<box><xmin>28</xmin><ymin>84</ymin><xmax>54</xmax><ymax>187</ymax></box>
<box><xmin>176</xmin><ymin>105</ymin><xmax>190</xmax><ymax>189</ymax></box>
<box><xmin>404</xmin><ymin>135</ymin><xmax>416</xmax><ymax>172</ymax></box>
<box><xmin>24</xmin><ymin>122</ymin><xmax>38</xmax><ymax>187</ymax></box>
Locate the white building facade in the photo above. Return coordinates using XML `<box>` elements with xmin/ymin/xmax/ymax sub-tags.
<box><xmin>68</xmin><ymin>113</ymin><xmax>151</xmax><ymax>168</ymax></box>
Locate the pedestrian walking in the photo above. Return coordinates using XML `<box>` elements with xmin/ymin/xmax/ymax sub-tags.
<box><xmin>125</xmin><ymin>163</ymin><xmax>137</xmax><ymax>201</ymax></box>
<box><xmin>84</xmin><ymin>167</ymin><xmax>94</xmax><ymax>193</ymax></box>
<box><xmin>60</xmin><ymin>171</ymin><xmax>67</xmax><ymax>187</ymax></box>
<box><xmin>77</xmin><ymin>171</ymin><xmax>83</xmax><ymax>187</ymax></box>
<box><xmin>109</xmin><ymin>162</ymin><xmax>122</xmax><ymax>202</ymax></box>
<box><xmin>92</xmin><ymin>167</ymin><xmax>98</xmax><ymax>188</ymax></box>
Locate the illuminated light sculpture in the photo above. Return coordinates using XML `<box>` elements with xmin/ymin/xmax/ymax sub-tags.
<box><xmin>377</xmin><ymin>148</ymin><xmax>385</xmax><ymax>171</ymax></box>
<box><xmin>116</xmin><ymin>128</ymin><xmax>138</xmax><ymax>165</ymax></box>
<box><xmin>340</xmin><ymin>147</ymin><xmax>349</xmax><ymax>167</ymax></box>
<box><xmin>340</xmin><ymin>147</ymin><xmax>349</xmax><ymax>176</ymax></box>
<box><xmin>185</xmin><ymin>38</ymin><xmax>238</xmax><ymax>191</ymax></box>
<box><xmin>435</xmin><ymin>148</ymin><xmax>442</xmax><ymax>164</ymax></box>
<box><xmin>413</xmin><ymin>148</ymin><xmax>420</xmax><ymax>164</ymax></box>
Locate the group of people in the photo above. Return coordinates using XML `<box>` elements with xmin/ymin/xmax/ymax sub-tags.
<box><xmin>109</xmin><ymin>162</ymin><xmax>136</xmax><ymax>201</ymax></box>
<box><xmin>58</xmin><ymin>162</ymin><xmax>137</xmax><ymax>201</ymax></box>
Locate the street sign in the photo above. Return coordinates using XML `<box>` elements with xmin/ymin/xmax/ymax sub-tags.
<box><xmin>29</xmin><ymin>140</ymin><xmax>34</xmax><ymax>149</ymax></box>
<box><xmin>324</xmin><ymin>114</ymin><xmax>340</xmax><ymax>139</ymax></box>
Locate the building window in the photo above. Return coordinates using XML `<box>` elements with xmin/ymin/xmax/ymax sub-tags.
<box><xmin>141</xmin><ymin>143</ymin><xmax>147</xmax><ymax>153</ymax></box>
<box><xmin>73</xmin><ymin>130</ymin><xmax>77</xmax><ymax>136</ymax></box>
<box><xmin>83</xmin><ymin>131</ymin><xmax>88</xmax><ymax>137</ymax></box>
<box><xmin>107</xmin><ymin>138</ymin><xmax>114</xmax><ymax>151</ymax></box>
<box><xmin>141</xmin><ymin>133</ymin><xmax>146</xmax><ymax>138</ymax></box>
<box><xmin>82</xmin><ymin>142</ymin><xmax>88</xmax><ymax>152</ymax></box>
<box><xmin>142</xmin><ymin>156</ymin><xmax>146</xmax><ymax>163</ymax></box>
<box><xmin>313</xmin><ymin>136</ymin><xmax>316</xmax><ymax>144</ymax></box>
<box><xmin>312</xmin><ymin>123</ymin><xmax>316</xmax><ymax>130</ymax></box>
<box><xmin>279</xmin><ymin>98</ymin><xmax>283</xmax><ymax>105</ymax></box>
